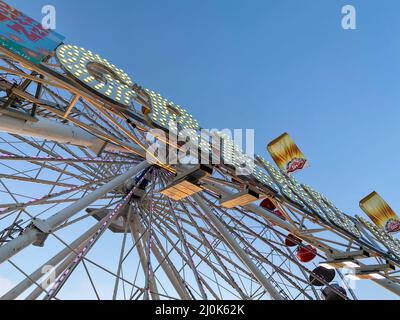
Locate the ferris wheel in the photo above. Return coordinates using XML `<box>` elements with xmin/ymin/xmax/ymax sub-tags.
<box><xmin>0</xmin><ymin>2</ymin><xmax>399</xmax><ymax>301</ymax></box>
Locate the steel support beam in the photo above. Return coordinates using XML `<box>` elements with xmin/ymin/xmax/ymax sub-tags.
<box><xmin>26</xmin><ymin>242</ymin><xmax>89</xmax><ymax>300</ymax></box>
<box><xmin>374</xmin><ymin>279</ymin><xmax>400</xmax><ymax>297</ymax></box>
<box><xmin>0</xmin><ymin>161</ymin><xmax>150</xmax><ymax>265</ymax></box>
<box><xmin>131</xmin><ymin>214</ymin><xmax>191</xmax><ymax>300</ymax></box>
<box><xmin>204</xmin><ymin>179</ymin><xmax>400</xmax><ymax>298</ymax></box>
<box><xmin>0</xmin><ymin>114</ymin><xmax>145</xmax><ymax>156</ymax></box>
<box><xmin>129</xmin><ymin>214</ymin><xmax>160</xmax><ymax>300</ymax></box>
<box><xmin>192</xmin><ymin>194</ymin><xmax>284</xmax><ymax>300</ymax></box>
<box><xmin>1</xmin><ymin>221</ymin><xmax>101</xmax><ymax>300</ymax></box>
<box><xmin>170</xmin><ymin>208</ymin><xmax>208</xmax><ymax>300</ymax></box>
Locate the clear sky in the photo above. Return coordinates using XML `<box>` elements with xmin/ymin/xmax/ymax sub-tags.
<box><xmin>3</xmin><ymin>0</ymin><xmax>400</xmax><ymax>300</ymax></box>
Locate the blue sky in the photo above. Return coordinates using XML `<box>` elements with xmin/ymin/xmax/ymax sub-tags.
<box><xmin>4</xmin><ymin>0</ymin><xmax>400</xmax><ymax>299</ymax></box>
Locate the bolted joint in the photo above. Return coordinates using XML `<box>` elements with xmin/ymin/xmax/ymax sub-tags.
<box><xmin>29</xmin><ymin>219</ymin><xmax>53</xmax><ymax>247</ymax></box>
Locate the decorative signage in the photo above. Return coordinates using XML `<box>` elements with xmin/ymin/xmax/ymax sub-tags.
<box><xmin>0</xmin><ymin>0</ymin><xmax>64</xmax><ymax>64</ymax></box>
<box><xmin>360</xmin><ymin>192</ymin><xmax>400</xmax><ymax>234</ymax></box>
<box><xmin>57</xmin><ymin>45</ymin><xmax>134</xmax><ymax>106</ymax></box>
<box><xmin>145</xmin><ymin>89</ymin><xmax>200</xmax><ymax>134</ymax></box>
<box><xmin>267</xmin><ymin>133</ymin><xmax>308</xmax><ymax>174</ymax></box>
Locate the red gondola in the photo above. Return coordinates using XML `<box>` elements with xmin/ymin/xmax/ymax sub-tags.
<box><xmin>260</xmin><ymin>198</ymin><xmax>286</xmax><ymax>222</ymax></box>
<box><xmin>285</xmin><ymin>233</ymin><xmax>302</xmax><ymax>247</ymax></box>
<box><xmin>296</xmin><ymin>245</ymin><xmax>317</xmax><ymax>263</ymax></box>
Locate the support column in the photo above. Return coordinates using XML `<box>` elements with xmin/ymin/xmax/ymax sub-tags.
<box><xmin>192</xmin><ymin>194</ymin><xmax>284</xmax><ymax>300</ymax></box>
<box><xmin>26</xmin><ymin>242</ymin><xmax>88</xmax><ymax>300</ymax></box>
<box><xmin>112</xmin><ymin>208</ymin><xmax>131</xmax><ymax>300</ymax></box>
<box><xmin>0</xmin><ymin>114</ymin><xmax>145</xmax><ymax>156</ymax></box>
<box><xmin>133</xmin><ymin>214</ymin><xmax>191</xmax><ymax>300</ymax></box>
<box><xmin>170</xmin><ymin>208</ymin><xmax>208</xmax><ymax>300</ymax></box>
<box><xmin>129</xmin><ymin>214</ymin><xmax>160</xmax><ymax>300</ymax></box>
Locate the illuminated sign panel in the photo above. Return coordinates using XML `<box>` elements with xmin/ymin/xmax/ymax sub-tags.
<box><xmin>144</xmin><ymin>89</ymin><xmax>279</xmax><ymax>194</ymax></box>
<box><xmin>0</xmin><ymin>0</ymin><xmax>64</xmax><ymax>64</ymax></box>
<box><xmin>303</xmin><ymin>185</ymin><xmax>361</xmax><ymax>238</ymax></box>
<box><xmin>57</xmin><ymin>45</ymin><xmax>134</xmax><ymax>106</ymax></box>
<box><xmin>217</xmin><ymin>133</ymin><xmax>279</xmax><ymax>194</ymax></box>
<box><xmin>260</xmin><ymin>154</ymin><xmax>361</xmax><ymax>238</ymax></box>
<box><xmin>260</xmin><ymin>158</ymin><xmax>308</xmax><ymax>209</ymax></box>
<box><xmin>146</xmin><ymin>90</ymin><xmax>201</xmax><ymax>135</ymax></box>
<box><xmin>284</xmin><ymin>175</ymin><xmax>327</xmax><ymax>219</ymax></box>
<box><xmin>357</xmin><ymin>216</ymin><xmax>400</xmax><ymax>260</ymax></box>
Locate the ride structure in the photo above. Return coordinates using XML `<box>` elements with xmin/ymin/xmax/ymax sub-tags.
<box><xmin>0</xmin><ymin>1</ymin><xmax>398</xmax><ymax>300</ymax></box>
